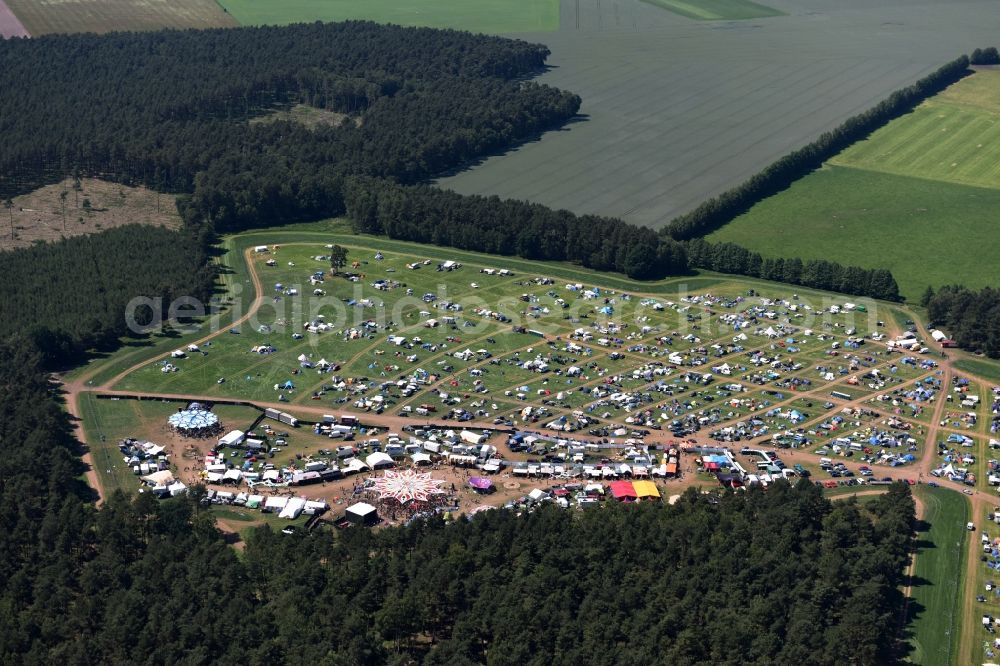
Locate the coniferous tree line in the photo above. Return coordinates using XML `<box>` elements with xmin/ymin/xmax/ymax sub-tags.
<box><xmin>924</xmin><ymin>285</ymin><xmax>1000</xmax><ymax>357</ymax></box>
<box><xmin>686</xmin><ymin>239</ymin><xmax>902</xmax><ymax>301</ymax></box>
<box><xmin>343</xmin><ymin>177</ymin><xmax>689</xmax><ymax>279</ymax></box>
<box><xmin>0</xmin><ymin>345</ymin><xmax>917</xmax><ymax>665</ymax></box>
<box><xmin>662</xmin><ymin>55</ymin><xmax>971</xmax><ymax>240</ymax></box>
<box><xmin>0</xmin><ymin>225</ymin><xmax>214</xmax><ymax>368</ymax></box>
<box><xmin>970</xmin><ymin>47</ymin><xmax>1000</xmax><ymax>65</ymax></box>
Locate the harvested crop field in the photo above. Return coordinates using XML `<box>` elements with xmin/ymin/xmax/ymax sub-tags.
<box><xmin>439</xmin><ymin>0</ymin><xmax>1000</xmax><ymax>228</ymax></box>
<box><xmin>5</xmin><ymin>0</ymin><xmax>236</xmax><ymax>36</ymax></box>
<box><xmin>0</xmin><ymin>178</ymin><xmax>181</xmax><ymax>251</ymax></box>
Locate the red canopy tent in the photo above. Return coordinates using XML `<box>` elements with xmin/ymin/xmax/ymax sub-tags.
<box><xmin>609</xmin><ymin>480</ymin><xmax>638</xmax><ymax>501</ymax></box>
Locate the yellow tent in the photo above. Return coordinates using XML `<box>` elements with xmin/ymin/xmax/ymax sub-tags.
<box><xmin>632</xmin><ymin>480</ymin><xmax>660</xmax><ymax>499</ymax></box>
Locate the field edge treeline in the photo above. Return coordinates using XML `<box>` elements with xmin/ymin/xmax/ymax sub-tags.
<box><xmin>661</xmin><ymin>54</ymin><xmax>972</xmax><ymax>241</ymax></box>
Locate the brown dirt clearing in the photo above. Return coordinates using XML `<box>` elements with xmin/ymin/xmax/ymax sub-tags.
<box><xmin>1</xmin><ymin>177</ymin><xmax>180</xmax><ymax>251</ymax></box>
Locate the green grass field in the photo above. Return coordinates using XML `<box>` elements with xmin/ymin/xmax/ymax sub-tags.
<box><xmin>907</xmin><ymin>486</ymin><xmax>969</xmax><ymax>666</ymax></box>
<box><xmin>954</xmin><ymin>358</ymin><xmax>1000</xmax><ymax>385</ymax></box>
<box><xmin>831</xmin><ymin>71</ymin><xmax>1000</xmax><ymax>190</ymax></box>
<box><xmin>707</xmin><ymin>165</ymin><xmax>1000</xmax><ymax>301</ymax></box>
<box><xmin>707</xmin><ymin>70</ymin><xmax>1000</xmax><ymax>302</ymax></box>
<box><xmin>218</xmin><ymin>0</ymin><xmax>559</xmax><ymax>33</ymax></box>
<box><xmin>639</xmin><ymin>0</ymin><xmax>782</xmax><ymax>20</ymax></box>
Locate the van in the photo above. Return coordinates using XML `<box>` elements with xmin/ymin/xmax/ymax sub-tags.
<box><xmin>820</xmin><ymin>457</ymin><xmax>832</xmax><ymax>465</ymax></box>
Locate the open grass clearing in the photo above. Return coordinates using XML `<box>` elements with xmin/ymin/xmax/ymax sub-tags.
<box><xmin>219</xmin><ymin>0</ymin><xmax>558</xmax><ymax>33</ymax></box>
<box><xmin>907</xmin><ymin>486</ymin><xmax>969</xmax><ymax>666</ymax></box>
<box><xmin>639</xmin><ymin>0</ymin><xmax>782</xmax><ymax>20</ymax></box>
<box><xmin>5</xmin><ymin>0</ymin><xmax>235</xmax><ymax>35</ymax></box>
<box><xmin>250</xmin><ymin>104</ymin><xmax>358</xmax><ymax>130</ymax></box>
<box><xmin>955</xmin><ymin>358</ymin><xmax>1000</xmax><ymax>386</ymax></box>
<box><xmin>706</xmin><ymin>165</ymin><xmax>1000</xmax><ymax>301</ymax></box>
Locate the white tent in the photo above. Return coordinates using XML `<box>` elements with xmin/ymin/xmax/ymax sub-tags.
<box><xmin>280</xmin><ymin>497</ymin><xmax>306</xmax><ymax>519</ymax></box>
<box><xmin>141</xmin><ymin>470</ymin><xmax>174</xmax><ymax>486</ymax></box>
<box><xmin>365</xmin><ymin>452</ymin><xmax>395</xmax><ymax>469</ymax></box>
<box><xmin>343</xmin><ymin>458</ymin><xmax>371</xmax><ymax>474</ymax></box>
<box><xmin>528</xmin><ymin>488</ymin><xmax>548</xmax><ymax>501</ymax></box>
<box><xmin>143</xmin><ymin>443</ymin><xmax>166</xmax><ymax>457</ymax></box>
<box><xmin>304</xmin><ymin>500</ymin><xmax>328</xmax><ymax>514</ymax></box>
<box><xmin>411</xmin><ymin>452</ymin><xmax>433</xmax><ymax>466</ymax></box>
<box><xmin>218</xmin><ymin>430</ymin><xmax>245</xmax><ymax>448</ymax></box>
<box><xmin>264</xmin><ymin>496</ymin><xmax>288</xmax><ymax>510</ymax></box>
<box><xmin>167</xmin><ymin>481</ymin><xmax>187</xmax><ymax>496</ymax></box>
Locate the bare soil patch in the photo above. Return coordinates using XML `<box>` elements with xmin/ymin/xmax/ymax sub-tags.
<box><xmin>1</xmin><ymin>178</ymin><xmax>180</xmax><ymax>251</ymax></box>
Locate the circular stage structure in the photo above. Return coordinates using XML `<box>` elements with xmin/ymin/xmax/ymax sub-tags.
<box><xmin>167</xmin><ymin>408</ymin><xmax>221</xmax><ymax>437</ymax></box>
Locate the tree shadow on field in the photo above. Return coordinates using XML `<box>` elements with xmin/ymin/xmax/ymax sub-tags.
<box><xmin>434</xmin><ymin>113</ymin><xmax>591</xmax><ymax>179</ymax></box>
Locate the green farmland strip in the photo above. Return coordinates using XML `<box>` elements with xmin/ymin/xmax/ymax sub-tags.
<box><xmin>639</xmin><ymin>0</ymin><xmax>783</xmax><ymax>20</ymax></box>
<box><xmin>706</xmin><ymin>165</ymin><xmax>1000</xmax><ymax>301</ymax></box>
<box><xmin>218</xmin><ymin>0</ymin><xmax>559</xmax><ymax>33</ymax></box>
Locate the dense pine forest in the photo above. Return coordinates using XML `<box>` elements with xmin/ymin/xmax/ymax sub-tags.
<box><xmin>0</xmin><ymin>225</ymin><xmax>214</xmax><ymax>367</ymax></box>
<box><xmin>925</xmin><ymin>285</ymin><xmax>1000</xmax><ymax>358</ymax></box>
<box><xmin>0</xmin><ymin>22</ymin><xmax>577</xmax><ymax>232</ymax></box>
<box><xmin>0</xmin><ymin>347</ymin><xmax>915</xmax><ymax>665</ymax></box>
